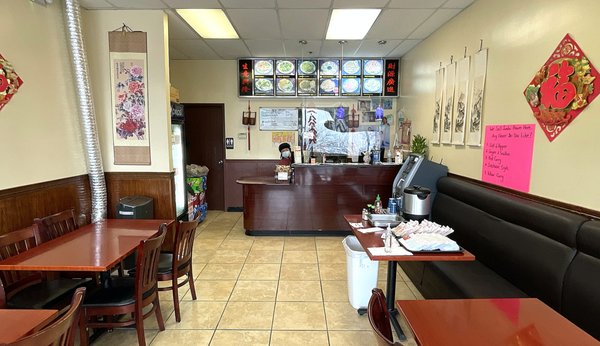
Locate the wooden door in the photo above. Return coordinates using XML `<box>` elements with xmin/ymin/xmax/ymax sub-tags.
<box><xmin>184</xmin><ymin>104</ymin><xmax>225</xmax><ymax>210</ymax></box>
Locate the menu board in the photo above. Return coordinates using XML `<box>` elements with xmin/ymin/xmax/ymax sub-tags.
<box><xmin>238</xmin><ymin>58</ymin><xmax>399</xmax><ymax>98</ymax></box>
<box><xmin>259</xmin><ymin>108</ymin><xmax>299</xmax><ymax>130</ymax></box>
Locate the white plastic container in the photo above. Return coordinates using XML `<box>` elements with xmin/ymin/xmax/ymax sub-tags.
<box><xmin>342</xmin><ymin>236</ymin><xmax>379</xmax><ymax>309</ymax></box>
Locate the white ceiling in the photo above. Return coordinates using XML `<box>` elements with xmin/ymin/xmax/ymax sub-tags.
<box><xmin>79</xmin><ymin>0</ymin><xmax>475</xmax><ymax>60</ymax></box>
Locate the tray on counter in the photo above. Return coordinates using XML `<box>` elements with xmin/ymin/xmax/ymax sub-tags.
<box><xmin>367</xmin><ymin>213</ymin><xmax>403</xmax><ymax>227</ymax></box>
<box><xmin>393</xmin><ymin>235</ymin><xmax>464</xmax><ymax>254</ymax></box>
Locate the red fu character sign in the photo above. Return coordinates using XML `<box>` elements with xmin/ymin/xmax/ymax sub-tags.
<box><xmin>523</xmin><ymin>34</ymin><xmax>599</xmax><ymax>141</ymax></box>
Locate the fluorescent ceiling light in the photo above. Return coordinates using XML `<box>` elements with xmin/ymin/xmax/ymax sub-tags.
<box><xmin>326</xmin><ymin>9</ymin><xmax>381</xmax><ymax>40</ymax></box>
<box><xmin>176</xmin><ymin>9</ymin><xmax>239</xmax><ymax>39</ymax></box>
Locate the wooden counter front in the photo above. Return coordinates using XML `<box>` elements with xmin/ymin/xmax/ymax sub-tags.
<box><xmin>237</xmin><ymin>164</ymin><xmax>400</xmax><ymax>235</ymax></box>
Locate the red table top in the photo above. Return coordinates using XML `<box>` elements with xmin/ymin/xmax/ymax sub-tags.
<box><xmin>344</xmin><ymin>215</ymin><xmax>475</xmax><ymax>261</ymax></box>
<box><xmin>0</xmin><ymin>309</ymin><xmax>58</xmax><ymax>343</ymax></box>
<box><xmin>396</xmin><ymin>298</ymin><xmax>599</xmax><ymax>346</ymax></box>
<box><xmin>0</xmin><ymin>219</ymin><xmax>173</xmax><ymax>272</ymax></box>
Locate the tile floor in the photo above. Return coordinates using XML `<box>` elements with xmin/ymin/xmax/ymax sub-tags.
<box><xmin>91</xmin><ymin>211</ymin><xmax>423</xmax><ymax>346</ymax></box>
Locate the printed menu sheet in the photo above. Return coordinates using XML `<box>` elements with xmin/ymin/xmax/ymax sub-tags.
<box><xmin>482</xmin><ymin>124</ymin><xmax>535</xmax><ymax>192</ymax></box>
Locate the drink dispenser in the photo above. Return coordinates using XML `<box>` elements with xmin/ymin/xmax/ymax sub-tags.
<box><xmin>402</xmin><ymin>186</ymin><xmax>431</xmax><ymax>221</ymax></box>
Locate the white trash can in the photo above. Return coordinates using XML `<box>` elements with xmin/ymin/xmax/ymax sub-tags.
<box><xmin>342</xmin><ymin>235</ymin><xmax>379</xmax><ymax>310</ymax></box>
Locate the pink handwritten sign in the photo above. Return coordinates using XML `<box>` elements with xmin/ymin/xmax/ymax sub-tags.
<box><xmin>482</xmin><ymin>124</ymin><xmax>535</xmax><ymax>192</ymax></box>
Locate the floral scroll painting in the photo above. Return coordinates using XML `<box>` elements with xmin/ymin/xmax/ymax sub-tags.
<box><xmin>467</xmin><ymin>49</ymin><xmax>488</xmax><ymax>146</ymax></box>
<box><xmin>441</xmin><ymin>62</ymin><xmax>456</xmax><ymax>144</ymax></box>
<box><xmin>523</xmin><ymin>34</ymin><xmax>599</xmax><ymax>142</ymax></box>
<box><xmin>452</xmin><ymin>57</ymin><xmax>470</xmax><ymax>145</ymax></box>
<box><xmin>431</xmin><ymin>68</ymin><xmax>444</xmax><ymax>144</ymax></box>
<box><xmin>109</xmin><ymin>31</ymin><xmax>150</xmax><ymax>165</ymax></box>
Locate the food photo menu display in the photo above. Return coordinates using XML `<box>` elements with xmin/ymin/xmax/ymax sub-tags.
<box><xmin>238</xmin><ymin>58</ymin><xmax>399</xmax><ymax>98</ymax></box>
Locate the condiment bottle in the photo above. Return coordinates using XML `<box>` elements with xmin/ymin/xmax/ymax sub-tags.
<box><xmin>374</xmin><ymin>194</ymin><xmax>384</xmax><ymax>214</ymax></box>
<box><xmin>384</xmin><ymin>223</ymin><xmax>393</xmax><ymax>253</ymax></box>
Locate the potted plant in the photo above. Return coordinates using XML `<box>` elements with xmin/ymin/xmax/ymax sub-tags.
<box><xmin>411</xmin><ymin>134</ymin><xmax>428</xmax><ymax>158</ymax></box>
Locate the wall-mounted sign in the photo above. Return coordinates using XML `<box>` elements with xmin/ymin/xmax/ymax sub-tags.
<box><xmin>238</xmin><ymin>58</ymin><xmax>399</xmax><ymax>98</ymax></box>
<box><xmin>259</xmin><ymin>108</ymin><xmax>299</xmax><ymax>130</ymax></box>
<box><xmin>0</xmin><ymin>54</ymin><xmax>24</xmax><ymax>113</ymax></box>
<box><xmin>523</xmin><ymin>34</ymin><xmax>600</xmax><ymax>142</ymax></box>
<box><xmin>225</xmin><ymin>137</ymin><xmax>234</xmax><ymax>149</ymax></box>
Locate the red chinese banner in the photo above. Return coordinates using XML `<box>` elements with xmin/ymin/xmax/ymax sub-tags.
<box><xmin>384</xmin><ymin>59</ymin><xmax>399</xmax><ymax>96</ymax></box>
<box><xmin>0</xmin><ymin>54</ymin><xmax>24</xmax><ymax>113</ymax></box>
<box><xmin>523</xmin><ymin>34</ymin><xmax>599</xmax><ymax>141</ymax></box>
<box><xmin>238</xmin><ymin>59</ymin><xmax>253</xmax><ymax>96</ymax></box>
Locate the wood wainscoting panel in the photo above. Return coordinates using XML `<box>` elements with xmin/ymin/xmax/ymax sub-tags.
<box><xmin>0</xmin><ymin>175</ymin><xmax>92</xmax><ymax>235</ymax></box>
<box><xmin>105</xmin><ymin>171</ymin><xmax>176</xmax><ymax>251</ymax></box>
<box><xmin>224</xmin><ymin>159</ymin><xmax>278</xmax><ymax>211</ymax></box>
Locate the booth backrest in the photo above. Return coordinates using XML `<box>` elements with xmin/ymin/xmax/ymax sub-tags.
<box><xmin>431</xmin><ymin>177</ymin><xmax>588</xmax><ymax>311</ymax></box>
<box><xmin>562</xmin><ymin>220</ymin><xmax>600</xmax><ymax>340</ymax></box>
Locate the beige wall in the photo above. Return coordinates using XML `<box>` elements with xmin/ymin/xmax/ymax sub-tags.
<box><xmin>400</xmin><ymin>0</ymin><xmax>600</xmax><ymax>210</ymax></box>
<box><xmin>170</xmin><ymin>60</ymin><xmax>397</xmax><ymax>160</ymax></box>
<box><xmin>83</xmin><ymin>10</ymin><xmax>172</xmax><ymax>173</ymax></box>
<box><xmin>0</xmin><ymin>1</ymin><xmax>86</xmax><ymax>189</ymax></box>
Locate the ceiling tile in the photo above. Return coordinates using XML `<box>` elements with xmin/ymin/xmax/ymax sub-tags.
<box><xmin>220</xmin><ymin>0</ymin><xmax>275</xmax><ymax>9</ymax></box>
<box><xmin>167</xmin><ymin>11</ymin><xmax>199</xmax><ymax>40</ymax></box>
<box><xmin>79</xmin><ymin>0</ymin><xmax>115</xmax><ymax>9</ymax></box>
<box><xmin>388</xmin><ymin>39</ymin><xmax>421</xmax><ymax>56</ymax></box>
<box><xmin>204</xmin><ymin>39</ymin><xmax>251</xmax><ymax>59</ymax></box>
<box><xmin>283</xmin><ymin>40</ymin><xmax>322</xmax><ymax>57</ymax></box>
<box><xmin>244</xmin><ymin>40</ymin><xmax>286</xmax><ymax>57</ymax></box>
<box><xmin>276</xmin><ymin>0</ymin><xmax>332</xmax><ymax>9</ymax></box>
<box><xmin>280</xmin><ymin>9</ymin><xmax>329</xmax><ymax>40</ymax></box>
<box><xmin>388</xmin><ymin>0</ymin><xmax>445</xmax><ymax>9</ymax></box>
<box><xmin>319</xmin><ymin>40</ymin><xmax>362</xmax><ymax>57</ymax></box>
<box><xmin>162</xmin><ymin>0</ymin><xmax>221</xmax><ymax>8</ymax></box>
<box><xmin>170</xmin><ymin>39</ymin><xmax>221</xmax><ymax>59</ymax></box>
<box><xmin>443</xmin><ymin>0</ymin><xmax>475</xmax><ymax>8</ymax></box>
<box><xmin>227</xmin><ymin>9</ymin><xmax>281</xmax><ymax>39</ymax></box>
<box><xmin>366</xmin><ymin>9</ymin><xmax>435</xmax><ymax>39</ymax></box>
<box><xmin>355</xmin><ymin>40</ymin><xmax>402</xmax><ymax>57</ymax></box>
<box><xmin>332</xmin><ymin>0</ymin><xmax>388</xmax><ymax>8</ymax></box>
<box><xmin>169</xmin><ymin>44</ymin><xmax>189</xmax><ymax>59</ymax></box>
<box><xmin>104</xmin><ymin>0</ymin><xmax>166</xmax><ymax>9</ymax></box>
<box><xmin>408</xmin><ymin>9</ymin><xmax>461</xmax><ymax>39</ymax></box>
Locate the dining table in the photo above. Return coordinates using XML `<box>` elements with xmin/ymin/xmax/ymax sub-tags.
<box><xmin>344</xmin><ymin>214</ymin><xmax>475</xmax><ymax>341</ymax></box>
<box><xmin>396</xmin><ymin>298</ymin><xmax>599</xmax><ymax>345</ymax></box>
<box><xmin>0</xmin><ymin>219</ymin><xmax>173</xmax><ymax>274</ymax></box>
<box><xmin>0</xmin><ymin>309</ymin><xmax>58</xmax><ymax>343</ymax></box>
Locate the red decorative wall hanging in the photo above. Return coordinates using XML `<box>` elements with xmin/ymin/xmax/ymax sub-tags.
<box><xmin>0</xmin><ymin>54</ymin><xmax>24</xmax><ymax>112</ymax></box>
<box><xmin>524</xmin><ymin>34</ymin><xmax>599</xmax><ymax>141</ymax></box>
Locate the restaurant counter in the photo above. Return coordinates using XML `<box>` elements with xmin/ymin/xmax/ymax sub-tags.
<box><xmin>237</xmin><ymin>163</ymin><xmax>400</xmax><ymax>235</ymax></box>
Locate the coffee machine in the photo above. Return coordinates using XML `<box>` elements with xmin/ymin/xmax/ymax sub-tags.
<box><xmin>392</xmin><ymin>154</ymin><xmax>448</xmax><ymax>211</ymax></box>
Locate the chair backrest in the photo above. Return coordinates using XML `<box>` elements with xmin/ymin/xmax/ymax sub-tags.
<box><xmin>172</xmin><ymin>218</ymin><xmax>200</xmax><ymax>272</ymax></box>
<box><xmin>0</xmin><ymin>225</ymin><xmax>43</xmax><ymax>308</ymax></box>
<box><xmin>135</xmin><ymin>224</ymin><xmax>167</xmax><ymax>299</ymax></box>
<box><xmin>34</xmin><ymin>209</ymin><xmax>79</xmax><ymax>243</ymax></box>
<box><xmin>8</xmin><ymin>287</ymin><xmax>85</xmax><ymax>346</ymax></box>
<box><xmin>368</xmin><ymin>288</ymin><xmax>399</xmax><ymax>346</ymax></box>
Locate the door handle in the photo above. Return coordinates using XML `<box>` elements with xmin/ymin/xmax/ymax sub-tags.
<box><xmin>218</xmin><ymin>160</ymin><xmax>224</xmax><ymax>165</ymax></box>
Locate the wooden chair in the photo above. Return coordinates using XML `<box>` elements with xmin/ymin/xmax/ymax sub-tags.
<box><xmin>79</xmin><ymin>225</ymin><xmax>167</xmax><ymax>346</ymax></box>
<box><xmin>368</xmin><ymin>288</ymin><xmax>403</xmax><ymax>346</ymax></box>
<box><xmin>7</xmin><ymin>287</ymin><xmax>86</xmax><ymax>346</ymax></box>
<box><xmin>34</xmin><ymin>209</ymin><xmax>79</xmax><ymax>243</ymax></box>
<box><xmin>0</xmin><ymin>226</ymin><xmax>89</xmax><ymax>310</ymax></box>
<box><xmin>156</xmin><ymin>218</ymin><xmax>200</xmax><ymax>322</ymax></box>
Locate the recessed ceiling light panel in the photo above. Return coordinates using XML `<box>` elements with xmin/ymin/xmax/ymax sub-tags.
<box><xmin>326</xmin><ymin>9</ymin><xmax>381</xmax><ymax>40</ymax></box>
<box><xmin>176</xmin><ymin>9</ymin><xmax>239</xmax><ymax>39</ymax></box>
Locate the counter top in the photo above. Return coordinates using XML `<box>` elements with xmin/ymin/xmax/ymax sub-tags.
<box><xmin>236</xmin><ymin>176</ymin><xmax>291</xmax><ymax>185</ymax></box>
<box><xmin>293</xmin><ymin>162</ymin><xmax>401</xmax><ymax>167</ymax></box>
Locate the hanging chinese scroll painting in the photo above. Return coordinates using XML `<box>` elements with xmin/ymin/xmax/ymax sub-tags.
<box><xmin>523</xmin><ymin>34</ymin><xmax>599</xmax><ymax>142</ymax></box>
<box><xmin>441</xmin><ymin>62</ymin><xmax>456</xmax><ymax>144</ymax></box>
<box><xmin>109</xmin><ymin>28</ymin><xmax>150</xmax><ymax>164</ymax></box>
<box><xmin>467</xmin><ymin>48</ymin><xmax>488</xmax><ymax>146</ymax></box>
<box><xmin>452</xmin><ymin>57</ymin><xmax>470</xmax><ymax>145</ymax></box>
<box><xmin>431</xmin><ymin>68</ymin><xmax>444</xmax><ymax>144</ymax></box>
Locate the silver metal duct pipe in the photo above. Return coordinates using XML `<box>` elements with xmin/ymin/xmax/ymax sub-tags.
<box><xmin>64</xmin><ymin>0</ymin><xmax>107</xmax><ymax>222</ymax></box>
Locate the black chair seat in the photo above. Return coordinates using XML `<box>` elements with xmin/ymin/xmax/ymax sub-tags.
<box><xmin>83</xmin><ymin>277</ymin><xmax>155</xmax><ymax>308</ymax></box>
<box><xmin>7</xmin><ymin>278</ymin><xmax>90</xmax><ymax>309</ymax></box>
<box><xmin>128</xmin><ymin>253</ymin><xmax>189</xmax><ymax>276</ymax></box>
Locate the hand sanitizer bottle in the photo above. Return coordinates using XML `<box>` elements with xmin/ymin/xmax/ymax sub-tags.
<box><xmin>384</xmin><ymin>223</ymin><xmax>392</xmax><ymax>253</ymax></box>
